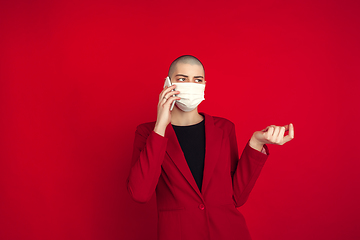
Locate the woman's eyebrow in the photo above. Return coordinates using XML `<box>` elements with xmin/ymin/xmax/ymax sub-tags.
<box><xmin>175</xmin><ymin>74</ymin><xmax>204</xmax><ymax>78</ymax></box>
<box><xmin>175</xmin><ymin>74</ymin><xmax>188</xmax><ymax>77</ymax></box>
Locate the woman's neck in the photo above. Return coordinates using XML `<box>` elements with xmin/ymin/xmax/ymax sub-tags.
<box><xmin>170</xmin><ymin>107</ymin><xmax>204</xmax><ymax>126</ymax></box>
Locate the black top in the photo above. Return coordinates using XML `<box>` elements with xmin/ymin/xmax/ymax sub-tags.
<box><xmin>172</xmin><ymin>119</ymin><xmax>205</xmax><ymax>192</ymax></box>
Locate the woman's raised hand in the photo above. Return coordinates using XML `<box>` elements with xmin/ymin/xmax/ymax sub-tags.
<box><xmin>153</xmin><ymin>85</ymin><xmax>181</xmax><ymax>136</ymax></box>
<box><xmin>249</xmin><ymin>123</ymin><xmax>295</xmax><ymax>151</ymax></box>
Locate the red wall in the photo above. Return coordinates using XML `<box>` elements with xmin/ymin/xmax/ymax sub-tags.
<box><xmin>1</xmin><ymin>0</ymin><xmax>359</xmax><ymax>239</ymax></box>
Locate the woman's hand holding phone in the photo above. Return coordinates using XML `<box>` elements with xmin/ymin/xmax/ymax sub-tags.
<box><xmin>154</xmin><ymin>85</ymin><xmax>180</xmax><ymax>137</ymax></box>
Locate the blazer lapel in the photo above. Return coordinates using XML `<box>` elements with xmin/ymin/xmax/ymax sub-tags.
<box><xmin>164</xmin><ymin>112</ymin><xmax>223</xmax><ymax>199</ymax></box>
<box><xmin>200</xmin><ymin>112</ymin><xmax>223</xmax><ymax>194</ymax></box>
<box><xmin>165</xmin><ymin>123</ymin><xmax>203</xmax><ymax>200</ymax></box>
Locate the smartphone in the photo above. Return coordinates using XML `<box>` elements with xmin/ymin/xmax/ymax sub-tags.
<box><xmin>163</xmin><ymin>76</ymin><xmax>176</xmax><ymax>111</ymax></box>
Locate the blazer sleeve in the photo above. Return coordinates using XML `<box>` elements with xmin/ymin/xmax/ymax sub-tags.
<box><xmin>126</xmin><ymin>125</ymin><xmax>168</xmax><ymax>203</ymax></box>
<box><xmin>229</xmin><ymin>123</ymin><xmax>269</xmax><ymax>208</ymax></box>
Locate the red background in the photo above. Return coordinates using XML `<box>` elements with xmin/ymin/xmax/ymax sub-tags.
<box><xmin>1</xmin><ymin>0</ymin><xmax>359</xmax><ymax>239</ymax></box>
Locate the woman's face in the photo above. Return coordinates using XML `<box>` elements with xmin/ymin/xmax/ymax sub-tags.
<box><xmin>170</xmin><ymin>63</ymin><xmax>206</xmax><ymax>85</ymax></box>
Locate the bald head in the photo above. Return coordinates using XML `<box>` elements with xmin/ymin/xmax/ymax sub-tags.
<box><xmin>168</xmin><ymin>55</ymin><xmax>204</xmax><ymax>78</ymax></box>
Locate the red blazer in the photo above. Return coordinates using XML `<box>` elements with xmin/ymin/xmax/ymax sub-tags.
<box><xmin>127</xmin><ymin>112</ymin><xmax>269</xmax><ymax>240</ymax></box>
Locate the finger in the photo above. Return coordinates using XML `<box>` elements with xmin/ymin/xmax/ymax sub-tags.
<box><xmin>276</xmin><ymin>126</ymin><xmax>286</xmax><ymax>144</ymax></box>
<box><xmin>288</xmin><ymin>123</ymin><xmax>294</xmax><ymax>139</ymax></box>
<box><xmin>159</xmin><ymin>95</ymin><xmax>168</xmax><ymax>105</ymax></box>
<box><xmin>158</xmin><ymin>86</ymin><xmax>174</xmax><ymax>105</ymax></box>
<box><xmin>159</xmin><ymin>85</ymin><xmax>176</xmax><ymax>100</ymax></box>
<box><xmin>262</xmin><ymin>124</ymin><xmax>275</xmax><ymax>132</ymax></box>
<box><xmin>164</xmin><ymin>90</ymin><xmax>180</xmax><ymax>100</ymax></box>
<box><xmin>159</xmin><ymin>90</ymin><xmax>180</xmax><ymax>106</ymax></box>
<box><xmin>265</xmin><ymin>126</ymin><xmax>275</xmax><ymax>140</ymax></box>
<box><xmin>159</xmin><ymin>85</ymin><xmax>177</xmax><ymax>100</ymax></box>
<box><xmin>282</xmin><ymin>123</ymin><xmax>294</xmax><ymax>143</ymax></box>
<box><xmin>163</xmin><ymin>96</ymin><xmax>181</xmax><ymax>108</ymax></box>
<box><xmin>271</xmin><ymin>126</ymin><xmax>280</xmax><ymax>142</ymax></box>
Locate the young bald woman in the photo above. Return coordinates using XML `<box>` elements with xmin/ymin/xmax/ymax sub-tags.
<box><xmin>127</xmin><ymin>55</ymin><xmax>294</xmax><ymax>240</ymax></box>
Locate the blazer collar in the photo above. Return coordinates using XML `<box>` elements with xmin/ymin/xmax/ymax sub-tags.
<box><xmin>165</xmin><ymin>112</ymin><xmax>223</xmax><ymax>199</ymax></box>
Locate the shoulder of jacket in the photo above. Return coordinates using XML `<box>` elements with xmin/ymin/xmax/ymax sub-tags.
<box><xmin>211</xmin><ymin>115</ymin><xmax>235</xmax><ymax>135</ymax></box>
<box><xmin>135</xmin><ymin>121</ymin><xmax>156</xmax><ymax>137</ymax></box>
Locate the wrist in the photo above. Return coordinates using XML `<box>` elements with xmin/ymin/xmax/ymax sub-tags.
<box><xmin>154</xmin><ymin>124</ymin><xmax>166</xmax><ymax>137</ymax></box>
<box><xmin>249</xmin><ymin>135</ymin><xmax>264</xmax><ymax>152</ymax></box>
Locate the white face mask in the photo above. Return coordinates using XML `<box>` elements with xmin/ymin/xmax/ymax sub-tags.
<box><xmin>173</xmin><ymin>82</ymin><xmax>205</xmax><ymax>112</ymax></box>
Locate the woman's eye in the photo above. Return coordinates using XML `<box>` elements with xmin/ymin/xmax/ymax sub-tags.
<box><xmin>195</xmin><ymin>79</ymin><xmax>203</xmax><ymax>83</ymax></box>
<box><xmin>178</xmin><ymin>78</ymin><xmax>185</xmax><ymax>81</ymax></box>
